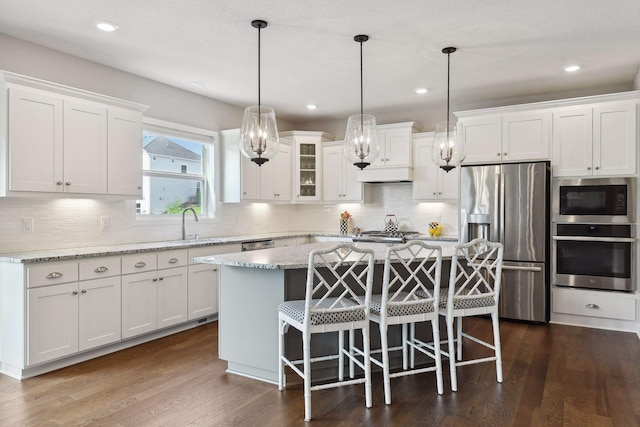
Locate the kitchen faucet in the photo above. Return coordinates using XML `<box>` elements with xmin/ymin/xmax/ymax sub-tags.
<box><xmin>182</xmin><ymin>207</ymin><xmax>199</xmax><ymax>240</ymax></box>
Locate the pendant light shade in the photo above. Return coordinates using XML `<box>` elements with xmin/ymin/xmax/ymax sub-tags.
<box><xmin>431</xmin><ymin>47</ymin><xmax>465</xmax><ymax>172</ymax></box>
<box><xmin>239</xmin><ymin>19</ymin><xmax>279</xmax><ymax>166</ymax></box>
<box><xmin>344</xmin><ymin>35</ymin><xmax>379</xmax><ymax>170</ymax></box>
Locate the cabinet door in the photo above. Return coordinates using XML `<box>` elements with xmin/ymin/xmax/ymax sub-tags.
<box><xmin>78</xmin><ymin>276</ymin><xmax>121</xmax><ymax>351</ymax></box>
<box><xmin>593</xmin><ymin>102</ymin><xmax>637</xmax><ymax>176</ymax></box>
<box><xmin>107</xmin><ymin>109</ymin><xmax>143</xmax><ymax>196</ymax></box>
<box><xmin>295</xmin><ymin>141</ymin><xmax>321</xmax><ymax>201</ymax></box>
<box><xmin>64</xmin><ymin>100</ymin><xmax>108</xmax><ymax>194</ymax></box>
<box><xmin>552</xmin><ymin>108</ymin><xmax>593</xmax><ymax>177</ymax></box>
<box><xmin>502</xmin><ymin>112</ymin><xmax>550</xmax><ymax>162</ymax></box>
<box><xmin>460</xmin><ymin>116</ymin><xmax>502</xmax><ymax>164</ymax></box>
<box><xmin>157</xmin><ymin>266</ymin><xmax>188</xmax><ymax>328</ymax></box>
<box><xmin>273</xmin><ymin>142</ymin><xmax>292</xmax><ymax>201</ymax></box>
<box><xmin>187</xmin><ymin>264</ymin><xmax>218</xmax><ymax>320</ymax></box>
<box><xmin>241</xmin><ymin>155</ymin><xmax>260</xmax><ymax>200</ymax></box>
<box><xmin>28</xmin><ymin>282</ymin><xmax>79</xmax><ymax>365</ymax></box>
<box><xmin>343</xmin><ymin>157</ymin><xmax>363</xmax><ymax>202</ymax></box>
<box><xmin>121</xmin><ymin>271</ymin><xmax>157</xmax><ymax>339</ymax></box>
<box><xmin>322</xmin><ymin>144</ymin><xmax>343</xmax><ymax>202</ymax></box>
<box><xmin>412</xmin><ymin>136</ymin><xmax>439</xmax><ymax>200</ymax></box>
<box><xmin>438</xmin><ymin>167</ymin><xmax>459</xmax><ymax>200</ymax></box>
<box><xmin>8</xmin><ymin>87</ymin><xmax>63</xmax><ymax>193</ymax></box>
<box><xmin>383</xmin><ymin>129</ymin><xmax>411</xmax><ymax>167</ymax></box>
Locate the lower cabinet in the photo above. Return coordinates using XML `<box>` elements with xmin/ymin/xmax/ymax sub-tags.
<box><xmin>187</xmin><ymin>264</ymin><xmax>219</xmax><ymax>320</ymax></box>
<box><xmin>121</xmin><ymin>251</ymin><xmax>188</xmax><ymax>339</ymax></box>
<box><xmin>27</xmin><ymin>275</ymin><xmax>121</xmax><ymax>365</ymax></box>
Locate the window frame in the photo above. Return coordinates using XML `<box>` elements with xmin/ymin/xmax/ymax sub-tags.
<box><xmin>136</xmin><ymin>117</ymin><xmax>218</xmax><ymax>223</ymax></box>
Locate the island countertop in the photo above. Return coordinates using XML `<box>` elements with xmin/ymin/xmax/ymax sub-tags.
<box><xmin>193</xmin><ymin>241</ymin><xmax>459</xmax><ymax>270</ymax></box>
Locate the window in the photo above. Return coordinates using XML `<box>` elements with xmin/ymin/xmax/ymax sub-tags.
<box><xmin>138</xmin><ymin>118</ymin><xmax>217</xmax><ymax>218</ymax></box>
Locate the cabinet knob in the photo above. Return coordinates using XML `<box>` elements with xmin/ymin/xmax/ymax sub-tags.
<box><xmin>152</xmin><ymin>278</ymin><xmax>158</xmax><ymax>282</ymax></box>
<box><xmin>158</xmin><ymin>277</ymin><xmax>164</xmax><ymax>281</ymax></box>
<box><xmin>65</xmin><ymin>182</ymin><xmax>71</xmax><ymax>186</ymax></box>
<box><xmin>56</xmin><ymin>181</ymin><xmax>63</xmax><ymax>186</ymax></box>
<box><xmin>433</xmin><ymin>192</ymin><xmax>437</xmax><ymax>195</ymax></box>
<box><xmin>587</xmin><ymin>167</ymin><xmax>591</xmax><ymax>170</ymax></box>
<box><xmin>503</xmin><ymin>152</ymin><xmax>507</xmax><ymax>156</ymax></box>
<box><xmin>213</xmin><ymin>268</ymin><xmax>218</xmax><ymax>272</ymax></box>
<box><xmin>81</xmin><ymin>289</ymin><xmax>87</xmax><ymax>294</ymax></box>
<box><xmin>595</xmin><ymin>166</ymin><xmax>600</xmax><ymax>170</ymax></box>
<box><xmin>497</xmin><ymin>153</ymin><xmax>501</xmax><ymax>157</ymax></box>
<box><xmin>72</xmin><ymin>291</ymin><xmax>78</xmax><ymax>295</ymax></box>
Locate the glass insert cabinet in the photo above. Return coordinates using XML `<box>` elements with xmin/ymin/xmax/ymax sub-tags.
<box><xmin>279</xmin><ymin>131</ymin><xmax>334</xmax><ymax>203</ymax></box>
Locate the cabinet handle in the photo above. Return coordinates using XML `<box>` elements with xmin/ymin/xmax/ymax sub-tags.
<box><xmin>95</xmin><ymin>266</ymin><xmax>109</xmax><ymax>273</ymax></box>
<box><xmin>72</xmin><ymin>291</ymin><xmax>78</xmax><ymax>295</ymax></box>
<box><xmin>65</xmin><ymin>182</ymin><xmax>71</xmax><ymax>186</ymax></box>
<box><xmin>168</xmin><ymin>258</ymin><xmax>179</xmax><ymax>264</ymax></box>
<box><xmin>585</xmin><ymin>303</ymin><xmax>600</xmax><ymax>309</ymax></box>
<box><xmin>135</xmin><ymin>261</ymin><xmax>146</xmax><ymax>268</ymax></box>
<box><xmin>81</xmin><ymin>289</ymin><xmax>87</xmax><ymax>294</ymax></box>
<box><xmin>47</xmin><ymin>272</ymin><xmax>63</xmax><ymax>279</ymax></box>
<box><xmin>56</xmin><ymin>181</ymin><xmax>63</xmax><ymax>186</ymax></box>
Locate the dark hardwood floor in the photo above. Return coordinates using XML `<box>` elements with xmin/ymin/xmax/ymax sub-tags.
<box><xmin>1</xmin><ymin>318</ymin><xmax>639</xmax><ymax>426</ymax></box>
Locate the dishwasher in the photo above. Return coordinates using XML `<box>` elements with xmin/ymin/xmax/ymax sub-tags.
<box><xmin>241</xmin><ymin>239</ymin><xmax>275</xmax><ymax>251</ymax></box>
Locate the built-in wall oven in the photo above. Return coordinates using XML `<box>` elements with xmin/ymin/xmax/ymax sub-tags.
<box><xmin>552</xmin><ymin>177</ymin><xmax>636</xmax><ymax>292</ymax></box>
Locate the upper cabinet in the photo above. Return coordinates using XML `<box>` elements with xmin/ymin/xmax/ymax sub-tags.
<box><xmin>0</xmin><ymin>71</ymin><xmax>147</xmax><ymax>197</ymax></box>
<box><xmin>459</xmin><ymin>110</ymin><xmax>551</xmax><ymax>164</ymax></box>
<box><xmin>240</xmin><ymin>139</ymin><xmax>292</xmax><ymax>202</ymax></box>
<box><xmin>412</xmin><ymin>132</ymin><xmax>459</xmax><ymax>201</ymax></box>
<box><xmin>322</xmin><ymin>141</ymin><xmax>364</xmax><ymax>203</ymax></box>
<box><xmin>358</xmin><ymin>121</ymin><xmax>421</xmax><ymax>182</ymax></box>
<box><xmin>280</xmin><ymin>131</ymin><xmax>334</xmax><ymax>203</ymax></box>
<box><xmin>552</xmin><ymin>101</ymin><xmax>637</xmax><ymax>177</ymax></box>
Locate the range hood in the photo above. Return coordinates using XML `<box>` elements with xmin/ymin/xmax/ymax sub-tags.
<box><xmin>357</xmin><ymin>166</ymin><xmax>413</xmax><ymax>182</ymax></box>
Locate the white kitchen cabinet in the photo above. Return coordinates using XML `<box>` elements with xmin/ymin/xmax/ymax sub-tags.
<box><xmin>412</xmin><ymin>132</ymin><xmax>459</xmax><ymax>201</ymax></box>
<box><xmin>107</xmin><ymin>109</ymin><xmax>143</xmax><ymax>196</ymax></box>
<box><xmin>370</xmin><ymin>122</ymin><xmax>421</xmax><ymax>168</ymax></box>
<box><xmin>27</xmin><ymin>257</ymin><xmax>121</xmax><ymax>365</ymax></box>
<box><xmin>240</xmin><ymin>139</ymin><xmax>292</xmax><ymax>201</ymax></box>
<box><xmin>281</xmin><ymin>131</ymin><xmax>334</xmax><ymax>203</ymax></box>
<box><xmin>459</xmin><ymin>111</ymin><xmax>550</xmax><ymax>164</ymax></box>
<box><xmin>187</xmin><ymin>243</ymin><xmax>241</xmax><ymax>320</ymax></box>
<box><xmin>552</xmin><ymin>101</ymin><xmax>637</xmax><ymax>177</ymax></box>
<box><xmin>322</xmin><ymin>141</ymin><xmax>363</xmax><ymax>202</ymax></box>
<box><xmin>121</xmin><ymin>251</ymin><xmax>188</xmax><ymax>339</ymax></box>
<box><xmin>0</xmin><ymin>71</ymin><xmax>146</xmax><ymax>197</ymax></box>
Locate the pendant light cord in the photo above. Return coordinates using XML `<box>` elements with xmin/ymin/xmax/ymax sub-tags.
<box><xmin>446</xmin><ymin>50</ymin><xmax>450</xmax><ymax>122</ymax></box>
<box><xmin>257</xmin><ymin>25</ymin><xmax>261</xmax><ymax>108</ymax></box>
<box><xmin>359</xmin><ymin>39</ymin><xmax>363</xmax><ymax>118</ymax></box>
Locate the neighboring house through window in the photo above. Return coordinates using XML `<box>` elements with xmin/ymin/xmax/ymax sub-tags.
<box><xmin>138</xmin><ymin>118</ymin><xmax>217</xmax><ymax>218</ymax></box>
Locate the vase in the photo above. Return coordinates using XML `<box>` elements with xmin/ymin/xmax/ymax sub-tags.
<box><xmin>339</xmin><ymin>219</ymin><xmax>349</xmax><ymax>235</ymax></box>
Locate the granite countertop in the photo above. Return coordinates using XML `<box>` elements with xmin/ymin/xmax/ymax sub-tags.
<box><xmin>0</xmin><ymin>232</ymin><xmax>322</xmax><ymax>264</ymax></box>
<box><xmin>194</xmin><ymin>241</ymin><xmax>459</xmax><ymax>270</ymax></box>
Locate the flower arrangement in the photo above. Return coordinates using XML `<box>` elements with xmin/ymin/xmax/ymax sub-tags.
<box><xmin>339</xmin><ymin>211</ymin><xmax>351</xmax><ymax>235</ymax></box>
<box><xmin>340</xmin><ymin>211</ymin><xmax>351</xmax><ymax>221</ymax></box>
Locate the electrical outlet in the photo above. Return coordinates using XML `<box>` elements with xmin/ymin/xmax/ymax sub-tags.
<box><xmin>100</xmin><ymin>216</ymin><xmax>110</xmax><ymax>230</ymax></box>
<box><xmin>23</xmin><ymin>217</ymin><xmax>34</xmax><ymax>233</ymax></box>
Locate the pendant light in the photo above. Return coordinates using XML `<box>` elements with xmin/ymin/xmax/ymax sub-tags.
<box><xmin>239</xmin><ymin>19</ymin><xmax>279</xmax><ymax>166</ymax></box>
<box><xmin>344</xmin><ymin>35</ymin><xmax>379</xmax><ymax>170</ymax></box>
<box><xmin>431</xmin><ymin>47</ymin><xmax>465</xmax><ymax>172</ymax></box>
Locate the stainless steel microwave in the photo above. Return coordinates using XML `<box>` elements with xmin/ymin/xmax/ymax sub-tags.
<box><xmin>552</xmin><ymin>177</ymin><xmax>635</xmax><ymax>223</ymax></box>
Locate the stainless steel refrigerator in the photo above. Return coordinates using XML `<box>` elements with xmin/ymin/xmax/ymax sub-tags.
<box><xmin>460</xmin><ymin>162</ymin><xmax>550</xmax><ymax>322</ymax></box>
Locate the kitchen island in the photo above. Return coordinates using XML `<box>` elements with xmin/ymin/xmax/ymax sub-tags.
<box><xmin>194</xmin><ymin>241</ymin><xmax>458</xmax><ymax>384</ymax></box>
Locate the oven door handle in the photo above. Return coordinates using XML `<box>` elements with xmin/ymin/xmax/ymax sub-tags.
<box><xmin>470</xmin><ymin>263</ymin><xmax>542</xmax><ymax>272</ymax></box>
<box><xmin>552</xmin><ymin>236</ymin><xmax>637</xmax><ymax>243</ymax></box>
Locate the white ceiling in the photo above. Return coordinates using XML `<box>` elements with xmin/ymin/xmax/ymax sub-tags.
<box><xmin>1</xmin><ymin>0</ymin><xmax>639</xmax><ymax>122</ymax></box>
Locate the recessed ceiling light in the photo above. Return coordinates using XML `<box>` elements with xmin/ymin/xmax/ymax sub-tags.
<box><xmin>415</xmin><ymin>87</ymin><xmax>428</xmax><ymax>94</ymax></box>
<box><xmin>306</xmin><ymin>104</ymin><xmax>317</xmax><ymax>110</ymax></box>
<box><xmin>191</xmin><ymin>81</ymin><xmax>204</xmax><ymax>88</ymax></box>
<box><xmin>564</xmin><ymin>64</ymin><xmax>581</xmax><ymax>73</ymax></box>
<box><xmin>96</xmin><ymin>21</ymin><xmax>119</xmax><ymax>32</ymax></box>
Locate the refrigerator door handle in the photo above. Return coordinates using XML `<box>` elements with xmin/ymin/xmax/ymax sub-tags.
<box><xmin>498</xmin><ymin>170</ymin><xmax>505</xmax><ymax>245</ymax></box>
<box><xmin>471</xmin><ymin>263</ymin><xmax>543</xmax><ymax>272</ymax></box>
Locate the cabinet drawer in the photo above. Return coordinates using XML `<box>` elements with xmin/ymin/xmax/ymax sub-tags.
<box><xmin>27</xmin><ymin>262</ymin><xmax>79</xmax><ymax>288</ymax></box>
<box><xmin>79</xmin><ymin>257</ymin><xmax>121</xmax><ymax>280</ymax></box>
<box><xmin>158</xmin><ymin>250</ymin><xmax>188</xmax><ymax>269</ymax></box>
<box><xmin>552</xmin><ymin>287</ymin><xmax>636</xmax><ymax>321</ymax></box>
<box><xmin>121</xmin><ymin>253</ymin><xmax>157</xmax><ymax>275</ymax></box>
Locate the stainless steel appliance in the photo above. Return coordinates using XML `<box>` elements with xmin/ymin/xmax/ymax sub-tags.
<box><xmin>553</xmin><ymin>223</ymin><xmax>635</xmax><ymax>291</ymax></box>
<box><xmin>553</xmin><ymin>177</ymin><xmax>635</xmax><ymax>223</ymax></box>
<box><xmin>552</xmin><ymin>177</ymin><xmax>636</xmax><ymax>292</ymax></box>
<box><xmin>241</xmin><ymin>239</ymin><xmax>275</xmax><ymax>251</ymax></box>
<box><xmin>460</xmin><ymin>162</ymin><xmax>550</xmax><ymax>322</ymax></box>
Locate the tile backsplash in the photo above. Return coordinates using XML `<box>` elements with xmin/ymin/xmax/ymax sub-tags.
<box><xmin>0</xmin><ymin>184</ymin><xmax>459</xmax><ymax>253</ymax></box>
